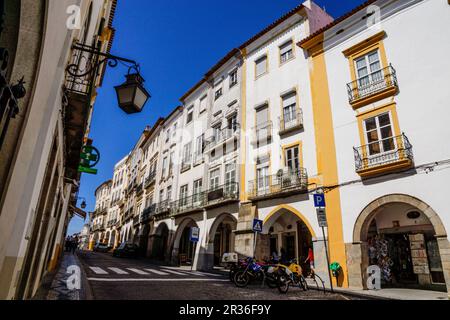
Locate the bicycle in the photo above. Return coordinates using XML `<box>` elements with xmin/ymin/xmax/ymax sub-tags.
<box><xmin>275</xmin><ymin>259</ymin><xmax>309</xmax><ymax>294</ymax></box>
<box><xmin>305</xmin><ymin>266</ymin><xmax>326</xmax><ymax>294</ymax></box>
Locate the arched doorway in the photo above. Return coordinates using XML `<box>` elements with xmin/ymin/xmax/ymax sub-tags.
<box><xmin>261</xmin><ymin>206</ymin><xmax>315</xmax><ymax>268</ymax></box>
<box><xmin>354</xmin><ymin>194</ymin><xmax>448</xmax><ymax>291</ymax></box>
<box><xmin>173</xmin><ymin>219</ymin><xmax>199</xmax><ymax>266</ymax></box>
<box><xmin>209</xmin><ymin>214</ymin><xmax>237</xmax><ymax>267</ymax></box>
<box><xmin>152</xmin><ymin>223</ymin><xmax>169</xmax><ymax>261</ymax></box>
<box><xmin>110</xmin><ymin>230</ymin><xmax>116</xmax><ymax>248</ymax></box>
<box><xmin>139</xmin><ymin>224</ymin><xmax>151</xmax><ymax>257</ymax></box>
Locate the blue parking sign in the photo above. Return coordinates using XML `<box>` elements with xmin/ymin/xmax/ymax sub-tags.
<box><xmin>314</xmin><ymin>194</ymin><xmax>326</xmax><ymax>208</ymax></box>
<box><xmin>190</xmin><ymin>227</ymin><xmax>200</xmax><ymax>242</ymax></box>
<box><xmin>253</xmin><ymin>219</ymin><xmax>263</xmax><ymax>233</ymax></box>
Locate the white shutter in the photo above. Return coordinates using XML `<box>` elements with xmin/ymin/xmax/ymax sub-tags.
<box><xmin>282</xmin><ymin>92</ymin><xmax>296</xmax><ymax>108</ymax></box>
<box><xmin>255</xmin><ymin>56</ymin><xmax>267</xmax><ymax>77</ymax></box>
<box><xmin>280</xmin><ymin>41</ymin><xmax>292</xmax><ymax>56</ymax></box>
<box><xmin>256</xmin><ymin>106</ymin><xmax>269</xmax><ymax>126</ymax></box>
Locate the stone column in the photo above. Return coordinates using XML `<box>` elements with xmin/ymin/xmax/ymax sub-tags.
<box><xmin>346</xmin><ymin>242</ymin><xmax>364</xmax><ymax>289</ymax></box>
<box><xmin>437</xmin><ymin>236</ymin><xmax>450</xmax><ymax>298</ymax></box>
<box><xmin>234</xmin><ymin>202</ymin><xmax>257</xmax><ymax>258</ymax></box>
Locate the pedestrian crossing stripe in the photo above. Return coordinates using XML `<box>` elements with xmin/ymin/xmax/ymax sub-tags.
<box><xmin>108</xmin><ymin>267</ymin><xmax>129</xmax><ymax>275</ymax></box>
<box><xmin>89</xmin><ymin>267</ymin><xmax>108</xmax><ymax>274</ymax></box>
<box><xmin>161</xmin><ymin>269</ymin><xmax>187</xmax><ymax>276</ymax></box>
<box><xmin>127</xmin><ymin>268</ymin><xmax>150</xmax><ymax>275</ymax></box>
<box><xmin>144</xmin><ymin>269</ymin><xmax>169</xmax><ymax>276</ymax></box>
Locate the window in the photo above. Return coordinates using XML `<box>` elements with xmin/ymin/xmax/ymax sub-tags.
<box><xmin>285</xmin><ymin>145</ymin><xmax>300</xmax><ymax>173</ymax></box>
<box><xmin>282</xmin><ymin>92</ymin><xmax>297</xmax><ymax>126</ymax></box>
<box><xmin>255</xmin><ymin>55</ymin><xmax>268</xmax><ymax>78</ymax></box>
<box><xmin>193</xmin><ymin>179</ymin><xmax>203</xmax><ymax>203</ymax></box>
<box><xmin>167</xmin><ymin>186</ymin><xmax>172</xmax><ymax>202</ymax></box>
<box><xmin>355</xmin><ymin>50</ymin><xmax>382</xmax><ymax>88</ymax></box>
<box><xmin>183</xmin><ymin>143</ymin><xmax>192</xmax><ymax>164</ymax></box>
<box><xmin>195</xmin><ymin>134</ymin><xmax>205</xmax><ymax>158</ymax></box>
<box><xmin>255</xmin><ymin>105</ymin><xmax>270</xmax><ymax>142</ymax></box>
<box><xmin>280</xmin><ymin>40</ymin><xmax>294</xmax><ymax>64</ymax></box>
<box><xmin>215</xmin><ymin>88</ymin><xmax>223</xmax><ymax>101</ymax></box>
<box><xmin>159</xmin><ymin>189</ymin><xmax>165</xmax><ymax>202</ymax></box>
<box><xmin>209</xmin><ymin>169</ymin><xmax>220</xmax><ymax>190</ymax></box>
<box><xmin>173</xmin><ymin>123</ymin><xmax>177</xmax><ymax>137</ymax></box>
<box><xmin>180</xmin><ymin>185</ymin><xmax>189</xmax><ymax>207</ymax></box>
<box><xmin>187</xmin><ymin>107</ymin><xmax>194</xmax><ymax>124</ymax></box>
<box><xmin>211</xmin><ymin>124</ymin><xmax>221</xmax><ymax>143</ymax></box>
<box><xmin>162</xmin><ymin>156</ymin><xmax>168</xmax><ymax>177</ymax></box>
<box><xmin>225</xmin><ymin>163</ymin><xmax>236</xmax><ymax>194</ymax></box>
<box><xmin>257</xmin><ymin>166</ymin><xmax>270</xmax><ymax>192</ymax></box>
<box><xmin>229</xmin><ymin>69</ymin><xmax>238</xmax><ymax>88</ymax></box>
<box><xmin>227</xmin><ymin>114</ymin><xmax>238</xmax><ymax>132</ymax></box>
<box><xmin>364</xmin><ymin>113</ymin><xmax>395</xmax><ymax>156</ymax></box>
<box><xmin>199</xmin><ymin>95</ymin><xmax>208</xmax><ymax>113</ymax></box>
<box><xmin>169</xmin><ymin>151</ymin><xmax>174</xmax><ymax>173</ymax></box>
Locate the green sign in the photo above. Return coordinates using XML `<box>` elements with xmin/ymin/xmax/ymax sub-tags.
<box><xmin>78</xmin><ymin>144</ymin><xmax>100</xmax><ymax>175</ymax></box>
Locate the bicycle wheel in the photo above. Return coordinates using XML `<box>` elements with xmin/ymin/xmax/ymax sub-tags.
<box><xmin>277</xmin><ymin>270</ymin><xmax>290</xmax><ymax>294</ymax></box>
<box><xmin>298</xmin><ymin>275</ymin><xmax>309</xmax><ymax>291</ymax></box>
<box><xmin>313</xmin><ymin>274</ymin><xmax>326</xmax><ymax>294</ymax></box>
<box><xmin>234</xmin><ymin>271</ymin><xmax>250</xmax><ymax>288</ymax></box>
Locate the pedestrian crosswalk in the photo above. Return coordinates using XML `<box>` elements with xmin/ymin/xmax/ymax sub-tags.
<box><xmin>87</xmin><ymin>266</ymin><xmax>225</xmax><ymax>279</ymax></box>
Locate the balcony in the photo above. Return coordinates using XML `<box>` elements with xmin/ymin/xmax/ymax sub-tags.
<box><xmin>206</xmin><ymin>127</ymin><xmax>239</xmax><ymax>151</ymax></box>
<box><xmin>181</xmin><ymin>158</ymin><xmax>192</xmax><ymax>173</ymax></box>
<box><xmin>107</xmin><ymin>219</ymin><xmax>117</xmax><ymax>228</ymax></box>
<box><xmin>248</xmin><ymin>168</ymin><xmax>308</xmax><ymax>201</ymax></box>
<box><xmin>140</xmin><ymin>204</ymin><xmax>157</xmax><ymax>223</ymax></box>
<box><xmin>354</xmin><ymin>133</ymin><xmax>413</xmax><ymax>178</ymax></box>
<box><xmin>252</xmin><ymin>121</ymin><xmax>273</xmax><ymax>145</ymax></box>
<box><xmin>279</xmin><ymin>111</ymin><xmax>303</xmax><ymax>135</ymax></box>
<box><xmin>123</xmin><ymin>208</ymin><xmax>133</xmax><ymax>222</ymax></box>
<box><xmin>171</xmin><ymin>193</ymin><xmax>206</xmax><ymax>216</ymax></box>
<box><xmin>136</xmin><ymin>183</ymin><xmax>144</xmax><ymax>195</ymax></box>
<box><xmin>145</xmin><ymin>171</ymin><xmax>157</xmax><ymax>188</ymax></box>
<box><xmin>347</xmin><ymin>64</ymin><xmax>398</xmax><ymax>109</ymax></box>
<box><xmin>204</xmin><ymin>182</ymin><xmax>239</xmax><ymax>208</ymax></box>
<box><xmin>133</xmin><ymin>215</ymin><xmax>140</xmax><ymax>227</ymax></box>
<box><xmin>154</xmin><ymin>200</ymin><xmax>171</xmax><ymax>221</ymax></box>
<box><xmin>92</xmin><ymin>223</ymin><xmax>105</xmax><ymax>232</ymax></box>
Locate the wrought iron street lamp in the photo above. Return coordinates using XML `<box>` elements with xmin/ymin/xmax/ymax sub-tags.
<box><xmin>114</xmin><ymin>67</ymin><xmax>151</xmax><ymax>114</ymax></box>
<box><xmin>66</xmin><ymin>43</ymin><xmax>150</xmax><ymax>114</ymax></box>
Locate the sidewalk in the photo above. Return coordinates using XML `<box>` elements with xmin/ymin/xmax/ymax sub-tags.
<box><xmin>33</xmin><ymin>252</ymin><xmax>91</xmax><ymax>300</ymax></box>
<box><xmin>305</xmin><ymin>279</ymin><xmax>449</xmax><ymax>300</ymax></box>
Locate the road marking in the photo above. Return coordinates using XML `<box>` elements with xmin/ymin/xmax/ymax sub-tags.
<box><xmin>189</xmin><ymin>272</ymin><xmax>206</xmax><ymax>277</ymax></box>
<box><xmin>87</xmin><ymin>278</ymin><xmax>229</xmax><ymax>283</ymax></box>
<box><xmin>108</xmin><ymin>267</ymin><xmax>129</xmax><ymax>275</ymax></box>
<box><xmin>127</xmin><ymin>268</ymin><xmax>149</xmax><ymax>275</ymax></box>
<box><xmin>191</xmin><ymin>271</ymin><xmax>223</xmax><ymax>277</ymax></box>
<box><xmin>161</xmin><ymin>269</ymin><xmax>189</xmax><ymax>276</ymax></box>
<box><xmin>89</xmin><ymin>267</ymin><xmax>108</xmax><ymax>275</ymax></box>
<box><xmin>144</xmin><ymin>269</ymin><xmax>170</xmax><ymax>276</ymax></box>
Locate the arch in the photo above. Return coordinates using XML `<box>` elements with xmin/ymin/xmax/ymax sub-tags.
<box><xmin>263</xmin><ymin>204</ymin><xmax>316</xmax><ymax>238</ymax></box>
<box><xmin>353</xmin><ymin>194</ymin><xmax>447</xmax><ymax>243</ymax></box>
<box><xmin>208</xmin><ymin>213</ymin><xmax>238</xmax><ymax>244</ymax></box>
<box><xmin>173</xmin><ymin>218</ymin><xmax>198</xmax><ymax>250</ymax></box>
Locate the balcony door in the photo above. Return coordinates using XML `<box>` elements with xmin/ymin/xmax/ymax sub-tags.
<box><xmin>355</xmin><ymin>50</ymin><xmax>383</xmax><ymax>94</ymax></box>
<box><xmin>282</xmin><ymin>92</ymin><xmax>297</xmax><ymax>129</ymax></box>
<box><xmin>193</xmin><ymin>179</ymin><xmax>203</xmax><ymax>205</ymax></box>
<box><xmin>180</xmin><ymin>185</ymin><xmax>189</xmax><ymax>208</ymax></box>
<box><xmin>256</xmin><ymin>105</ymin><xmax>269</xmax><ymax>142</ymax></box>
<box><xmin>210</xmin><ymin>169</ymin><xmax>220</xmax><ymax>191</ymax></box>
<box><xmin>364</xmin><ymin>112</ymin><xmax>397</xmax><ymax>166</ymax></box>
<box><xmin>225</xmin><ymin>163</ymin><xmax>236</xmax><ymax>195</ymax></box>
<box><xmin>257</xmin><ymin>166</ymin><xmax>270</xmax><ymax>195</ymax></box>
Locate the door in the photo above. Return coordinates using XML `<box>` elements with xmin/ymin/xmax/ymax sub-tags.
<box><xmin>364</xmin><ymin>113</ymin><xmax>397</xmax><ymax>166</ymax></box>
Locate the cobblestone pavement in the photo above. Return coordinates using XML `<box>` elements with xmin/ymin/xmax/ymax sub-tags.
<box><xmin>77</xmin><ymin>251</ymin><xmax>358</xmax><ymax>300</ymax></box>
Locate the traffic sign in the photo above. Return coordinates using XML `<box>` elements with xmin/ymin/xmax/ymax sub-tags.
<box><xmin>314</xmin><ymin>194</ymin><xmax>326</xmax><ymax>208</ymax></box>
<box><xmin>316</xmin><ymin>208</ymin><xmax>328</xmax><ymax>228</ymax></box>
<box><xmin>252</xmin><ymin>219</ymin><xmax>263</xmax><ymax>233</ymax></box>
<box><xmin>190</xmin><ymin>227</ymin><xmax>200</xmax><ymax>242</ymax></box>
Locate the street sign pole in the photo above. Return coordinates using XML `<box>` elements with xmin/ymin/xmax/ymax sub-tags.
<box><xmin>252</xmin><ymin>219</ymin><xmax>263</xmax><ymax>259</ymax></box>
<box><xmin>322</xmin><ymin>225</ymin><xmax>334</xmax><ymax>293</ymax></box>
<box><xmin>191</xmin><ymin>242</ymin><xmax>197</xmax><ymax>272</ymax></box>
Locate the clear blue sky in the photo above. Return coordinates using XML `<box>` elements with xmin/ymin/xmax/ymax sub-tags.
<box><xmin>68</xmin><ymin>0</ymin><xmax>366</xmax><ymax>235</ymax></box>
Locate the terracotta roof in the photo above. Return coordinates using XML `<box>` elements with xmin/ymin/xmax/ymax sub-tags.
<box><xmin>298</xmin><ymin>0</ymin><xmax>377</xmax><ymax>47</ymax></box>
<box><xmin>180</xmin><ymin>3</ymin><xmax>306</xmax><ymax>102</ymax></box>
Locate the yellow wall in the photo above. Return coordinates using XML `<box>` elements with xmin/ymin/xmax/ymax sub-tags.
<box><xmin>307</xmin><ymin>36</ymin><xmax>348</xmax><ymax>287</ymax></box>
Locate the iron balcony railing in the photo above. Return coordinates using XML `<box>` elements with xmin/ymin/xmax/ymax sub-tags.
<box><xmin>133</xmin><ymin>215</ymin><xmax>140</xmax><ymax>226</ymax></box>
<box><xmin>354</xmin><ymin>133</ymin><xmax>413</xmax><ymax>173</ymax></box>
<box><xmin>248</xmin><ymin>168</ymin><xmax>308</xmax><ymax>200</ymax></box>
<box><xmin>252</xmin><ymin>121</ymin><xmax>273</xmax><ymax>144</ymax></box>
<box><xmin>141</xmin><ymin>204</ymin><xmax>157</xmax><ymax>223</ymax></box>
<box><xmin>171</xmin><ymin>182</ymin><xmax>239</xmax><ymax>216</ymax></box>
<box><xmin>107</xmin><ymin>219</ymin><xmax>117</xmax><ymax>228</ymax></box>
<box><xmin>279</xmin><ymin>111</ymin><xmax>303</xmax><ymax>134</ymax></box>
<box><xmin>136</xmin><ymin>183</ymin><xmax>144</xmax><ymax>195</ymax></box>
<box><xmin>206</xmin><ymin>127</ymin><xmax>239</xmax><ymax>151</ymax></box>
<box><xmin>145</xmin><ymin>171</ymin><xmax>157</xmax><ymax>188</ymax></box>
<box><xmin>155</xmin><ymin>200</ymin><xmax>171</xmax><ymax>214</ymax></box>
<box><xmin>181</xmin><ymin>157</ymin><xmax>192</xmax><ymax>172</ymax></box>
<box><xmin>347</xmin><ymin>64</ymin><xmax>398</xmax><ymax>104</ymax></box>
<box><xmin>92</xmin><ymin>223</ymin><xmax>105</xmax><ymax>232</ymax></box>
<box><xmin>65</xmin><ymin>43</ymin><xmax>99</xmax><ymax>96</ymax></box>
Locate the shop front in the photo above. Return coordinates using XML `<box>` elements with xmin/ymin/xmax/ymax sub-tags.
<box><xmin>353</xmin><ymin>195</ymin><xmax>448</xmax><ymax>292</ymax></box>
